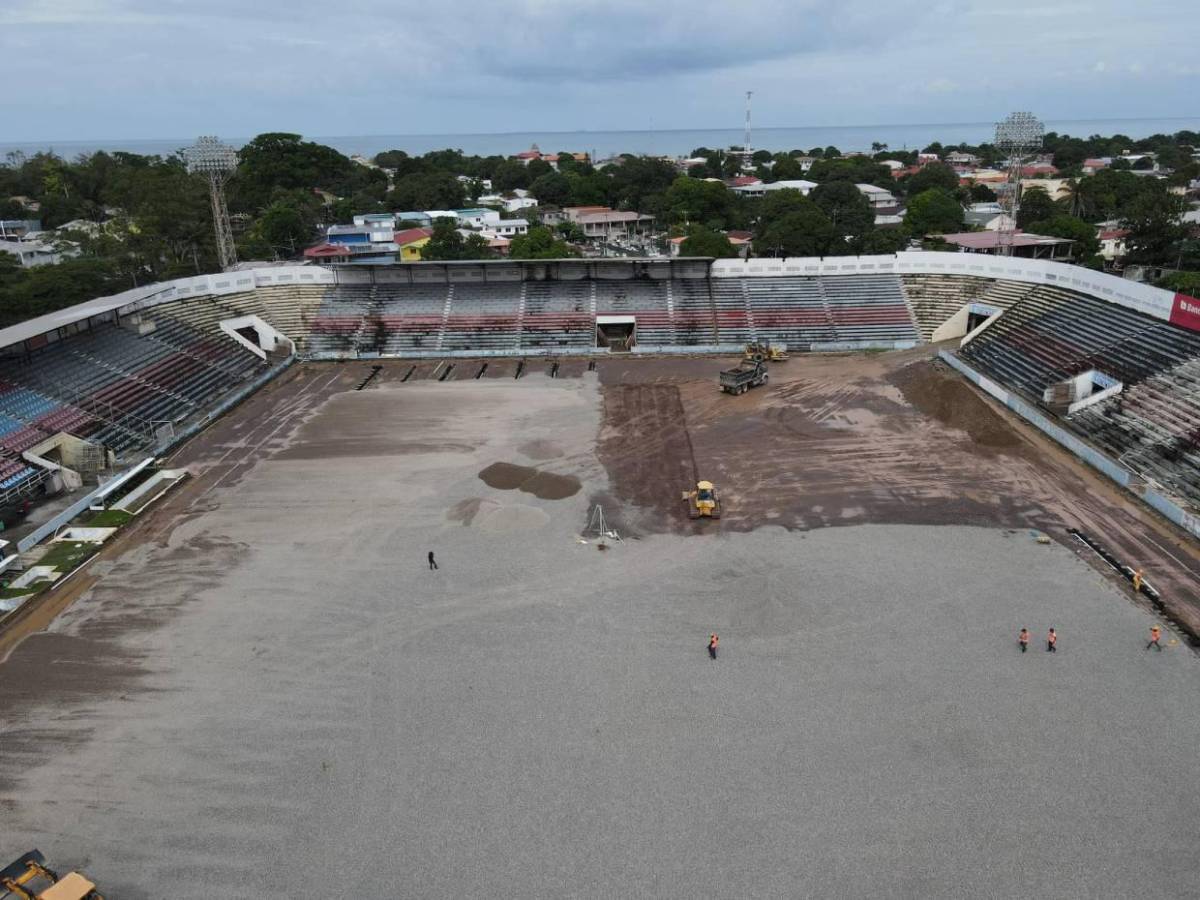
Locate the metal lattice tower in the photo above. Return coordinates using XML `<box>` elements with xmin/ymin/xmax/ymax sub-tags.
<box><xmin>993</xmin><ymin>112</ymin><xmax>1044</xmax><ymax>256</ymax></box>
<box><xmin>743</xmin><ymin>91</ymin><xmax>753</xmax><ymax>166</ymax></box>
<box><xmin>185</xmin><ymin>136</ymin><xmax>239</xmax><ymax>271</ymax></box>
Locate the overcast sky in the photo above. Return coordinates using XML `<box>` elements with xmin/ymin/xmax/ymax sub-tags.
<box><xmin>2</xmin><ymin>0</ymin><xmax>1198</xmax><ymax>141</ymax></box>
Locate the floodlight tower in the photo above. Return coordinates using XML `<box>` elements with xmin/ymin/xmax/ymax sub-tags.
<box><xmin>185</xmin><ymin>136</ymin><xmax>239</xmax><ymax>271</ymax></box>
<box><xmin>993</xmin><ymin>111</ymin><xmax>1044</xmax><ymax>256</ymax></box>
<box><xmin>743</xmin><ymin>91</ymin><xmax>753</xmax><ymax>168</ymax></box>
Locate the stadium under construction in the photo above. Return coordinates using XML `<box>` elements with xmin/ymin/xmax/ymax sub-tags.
<box><xmin>1</xmin><ymin>253</ymin><xmax>1199</xmax><ymax>897</ymax></box>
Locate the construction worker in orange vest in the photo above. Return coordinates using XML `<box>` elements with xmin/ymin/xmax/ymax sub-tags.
<box><xmin>1146</xmin><ymin>624</ymin><xmax>1163</xmax><ymax>651</ymax></box>
<box><xmin>707</xmin><ymin>633</ymin><xmax>719</xmax><ymax>660</ymax></box>
<box><xmin>1018</xmin><ymin>628</ymin><xmax>1030</xmax><ymax>653</ymax></box>
<box><xmin>1046</xmin><ymin>627</ymin><xmax>1058</xmax><ymax>653</ymax></box>
<box><xmin>1132</xmin><ymin>569</ymin><xmax>1144</xmax><ymax>594</ymax></box>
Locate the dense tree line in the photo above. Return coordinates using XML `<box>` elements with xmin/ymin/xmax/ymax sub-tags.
<box><xmin>1</xmin><ymin>129</ymin><xmax>1196</xmax><ymax>327</ymax></box>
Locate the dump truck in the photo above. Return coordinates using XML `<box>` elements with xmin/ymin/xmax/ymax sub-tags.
<box><xmin>682</xmin><ymin>480</ymin><xmax>721</xmax><ymax>519</ymax></box>
<box><xmin>719</xmin><ymin>359</ymin><xmax>769</xmax><ymax>395</ymax></box>
<box><xmin>744</xmin><ymin>341</ymin><xmax>788</xmax><ymax>362</ymax></box>
<box><xmin>0</xmin><ymin>851</ymin><xmax>104</xmax><ymax>900</ymax></box>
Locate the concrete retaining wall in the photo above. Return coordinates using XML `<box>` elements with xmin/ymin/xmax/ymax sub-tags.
<box><xmin>938</xmin><ymin>350</ymin><xmax>1200</xmax><ymax>540</ymax></box>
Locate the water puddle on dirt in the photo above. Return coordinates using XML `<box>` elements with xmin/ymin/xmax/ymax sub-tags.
<box><xmin>478</xmin><ymin>462</ymin><xmax>581</xmax><ymax>500</ymax></box>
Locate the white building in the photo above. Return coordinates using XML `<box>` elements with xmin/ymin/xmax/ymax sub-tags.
<box><xmin>453</xmin><ymin>208</ymin><xmax>502</xmax><ymax>229</ymax></box>
<box><xmin>731</xmin><ymin>179</ymin><xmax>818</xmax><ymax>198</ymax></box>
<box><xmin>0</xmin><ymin>239</ymin><xmax>79</xmax><ymax>267</ymax></box>
<box><xmin>856</xmin><ymin>184</ymin><xmax>898</xmax><ymax>209</ymax></box>
<box><xmin>481</xmin><ymin>219</ymin><xmax>530</xmax><ymax>238</ymax></box>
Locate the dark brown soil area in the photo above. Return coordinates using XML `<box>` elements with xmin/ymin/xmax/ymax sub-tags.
<box><xmin>478</xmin><ymin>461</ymin><xmax>581</xmax><ymax>500</ymax></box>
<box><xmin>891</xmin><ymin>361</ymin><xmax>1024</xmax><ymax>453</ymax></box>
<box><xmin>592</xmin><ymin>351</ymin><xmax>1200</xmax><ymax>637</ymax></box>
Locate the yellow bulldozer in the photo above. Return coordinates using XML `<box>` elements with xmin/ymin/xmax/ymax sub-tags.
<box><xmin>682</xmin><ymin>480</ymin><xmax>721</xmax><ymax>519</ymax></box>
<box><xmin>1</xmin><ymin>851</ymin><xmax>104</xmax><ymax>900</ymax></box>
<box><xmin>744</xmin><ymin>342</ymin><xmax>788</xmax><ymax>363</ymax></box>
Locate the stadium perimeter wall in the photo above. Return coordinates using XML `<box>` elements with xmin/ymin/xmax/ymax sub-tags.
<box><xmin>939</xmin><ymin>349</ymin><xmax>1200</xmax><ymax>541</ymax></box>
<box><xmin>1</xmin><ymin>254</ymin><xmax>1197</xmax><ymax>357</ymax></box>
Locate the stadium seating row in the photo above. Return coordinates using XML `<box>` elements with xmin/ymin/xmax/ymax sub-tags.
<box><xmin>300</xmin><ymin>275</ymin><xmax>920</xmax><ymax>352</ymax></box>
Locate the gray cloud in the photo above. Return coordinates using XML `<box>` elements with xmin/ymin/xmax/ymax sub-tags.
<box><xmin>1</xmin><ymin>0</ymin><xmax>1197</xmax><ymax>141</ymax></box>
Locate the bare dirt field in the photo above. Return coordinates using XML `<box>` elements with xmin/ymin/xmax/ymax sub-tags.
<box><xmin>1</xmin><ymin>352</ymin><xmax>1198</xmax><ymax>899</ymax></box>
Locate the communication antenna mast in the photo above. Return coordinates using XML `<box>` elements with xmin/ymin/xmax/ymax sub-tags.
<box><xmin>993</xmin><ymin>112</ymin><xmax>1044</xmax><ymax>257</ymax></box>
<box><xmin>185</xmin><ymin>136</ymin><xmax>239</xmax><ymax>271</ymax></box>
<box><xmin>743</xmin><ymin>91</ymin><xmax>753</xmax><ymax>167</ymax></box>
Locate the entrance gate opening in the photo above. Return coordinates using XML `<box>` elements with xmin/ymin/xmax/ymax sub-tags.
<box><xmin>596</xmin><ymin>315</ymin><xmax>636</xmax><ymax>352</ymax></box>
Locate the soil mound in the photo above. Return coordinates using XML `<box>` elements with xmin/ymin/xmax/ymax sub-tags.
<box><xmin>891</xmin><ymin>361</ymin><xmax>1023</xmax><ymax>452</ymax></box>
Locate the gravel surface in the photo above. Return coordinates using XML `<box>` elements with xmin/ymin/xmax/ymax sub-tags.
<box><xmin>1</xmin><ymin>367</ymin><xmax>1198</xmax><ymax>899</ymax></box>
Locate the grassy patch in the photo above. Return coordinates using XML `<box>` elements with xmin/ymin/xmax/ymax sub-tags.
<box><xmin>86</xmin><ymin>509</ymin><xmax>133</xmax><ymax>528</ymax></box>
<box><xmin>0</xmin><ymin>586</ymin><xmax>34</xmax><ymax>601</ymax></box>
<box><xmin>37</xmin><ymin>540</ymin><xmax>96</xmax><ymax>573</ymax></box>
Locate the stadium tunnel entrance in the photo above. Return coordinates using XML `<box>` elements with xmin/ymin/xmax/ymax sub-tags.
<box><xmin>596</xmin><ymin>315</ymin><xmax>635</xmax><ymax>352</ymax></box>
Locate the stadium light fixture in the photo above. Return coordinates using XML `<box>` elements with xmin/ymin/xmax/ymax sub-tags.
<box><xmin>185</xmin><ymin>136</ymin><xmax>239</xmax><ymax>271</ymax></box>
<box><xmin>993</xmin><ymin>112</ymin><xmax>1044</xmax><ymax>257</ymax></box>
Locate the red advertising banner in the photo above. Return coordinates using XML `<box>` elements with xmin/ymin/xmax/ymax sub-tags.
<box><xmin>1169</xmin><ymin>293</ymin><xmax>1200</xmax><ymax>332</ymax></box>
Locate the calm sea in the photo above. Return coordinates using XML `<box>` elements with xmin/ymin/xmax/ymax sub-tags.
<box><xmin>4</xmin><ymin>117</ymin><xmax>1199</xmax><ymax>161</ymax></box>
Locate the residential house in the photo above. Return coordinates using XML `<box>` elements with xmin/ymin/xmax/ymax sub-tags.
<box><xmin>575</xmin><ymin>210</ymin><xmax>654</xmax><ymax>239</ymax></box>
<box><xmin>563</xmin><ymin>205</ymin><xmax>614</xmax><ymax>223</ymax></box>
<box><xmin>963</xmin><ymin>203</ymin><xmax>1014</xmax><ymax>231</ymax></box>
<box><xmin>395</xmin><ymin>227</ymin><xmax>433</xmax><ymax>261</ymax></box>
<box><xmin>1098</xmin><ymin>227</ymin><xmax>1129</xmax><ymax>261</ymax></box>
<box><xmin>856</xmin><ymin>184</ymin><xmax>898</xmax><ymax>210</ymax></box>
<box><xmin>394</xmin><ymin>211</ymin><xmax>433</xmax><ymax>227</ymax></box>
<box><xmin>938</xmin><ymin>230</ymin><xmax>1074</xmax><ymax>260</ymax></box>
<box><xmin>454</xmin><ymin>208</ymin><xmax>502</xmax><ymax>229</ymax></box>
<box><xmin>1082</xmin><ymin>158</ymin><xmax>1111</xmax><ymax>175</ymax></box>
<box><xmin>303</xmin><ymin>243</ymin><xmax>352</xmax><ymax>264</ymax></box>
<box><xmin>945</xmin><ymin>151</ymin><xmax>980</xmax><ymax>166</ymax></box>
<box><xmin>480</xmin><ymin>219</ymin><xmax>530</xmax><ymax>238</ymax></box>
<box><xmin>0</xmin><ymin>219</ymin><xmax>42</xmax><ymax>240</ymax></box>
<box><xmin>0</xmin><ymin>238</ymin><xmax>79</xmax><ymax>267</ymax></box>
<box><xmin>353</xmin><ymin>213</ymin><xmax>398</xmax><ymax>228</ymax></box>
<box><xmin>731</xmin><ymin>179</ymin><xmax>817</xmax><ymax>198</ymax></box>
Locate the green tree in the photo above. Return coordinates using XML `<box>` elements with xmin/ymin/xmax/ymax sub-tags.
<box><xmin>492</xmin><ymin>159</ymin><xmax>532</xmax><ymax>191</ymax></box>
<box><xmin>754</xmin><ymin>202</ymin><xmax>836</xmax><ymax>257</ymax></box>
<box><xmin>1121</xmin><ymin>190</ymin><xmax>1188</xmax><ymax>265</ymax></box>
<box><xmin>235</xmin><ymin>133</ymin><xmax>382</xmax><ymax>212</ymax></box>
<box><xmin>663</xmin><ymin>176</ymin><xmax>733</xmax><ymax>228</ymax></box>
<box><xmin>247</xmin><ymin>201</ymin><xmax>316</xmax><ymax>258</ymax></box>
<box><xmin>387</xmin><ymin>172</ymin><xmax>466</xmax><ymax>211</ymax></box>
<box><xmin>904</xmin><ymin>188</ymin><xmax>963</xmax><ymax>236</ymax></box>
<box><xmin>679</xmin><ymin>225</ymin><xmax>737</xmax><ymax>258</ymax></box>
<box><xmin>810</xmin><ymin>181</ymin><xmax>874</xmax><ymax>245</ymax></box>
<box><xmin>419</xmin><ymin>217</ymin><xmax>490</xmax><ymax>260</ymax></box>
<box><xmin>905</xmin><ymin>162</ymin><xmax>959</xmax><ymax>195</ymax></box>
<box><xmin>768</xmin><ymin>155</ymin><xmax>807</xmax><ymax>181</ymax></box>
<box><xmin>508</xmin><ymin>225</ymin><xmax>578</xmax><ymax>259</ymax></box>
<box><xmin>0</xmin><ymin>257</ymin><xmax>127</xmax><ymax>327</ymax></box>
<box><xmin>530</xmin><ymin>172</ymin><xmax>571</xmax><ymax>206</ymax></box>
<box><xmin>1027</xmin><ymin>214</ymin><xmax>1101</xmax><ymax>266</ymax></box>
<box><xmin>1016</xmin><ymin>186</ymin><xmax>1058</xmax><ymax>228</ymax></box>
<box><xmin>969</xmin><ymin>183</ymin><xmax>998</xmax><ymax>203</ymax></box>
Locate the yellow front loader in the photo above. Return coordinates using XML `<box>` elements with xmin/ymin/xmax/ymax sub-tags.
<box><xmin>682</xmin><ymin>480</ymin><xmax>721</xmax><ymax>519</ymax></box>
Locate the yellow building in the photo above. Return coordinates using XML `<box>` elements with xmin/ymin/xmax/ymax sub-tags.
<box><xmin>396</xmin><ymin>226</ymin><xmax>433</xmax><ymax>261</ymax></box>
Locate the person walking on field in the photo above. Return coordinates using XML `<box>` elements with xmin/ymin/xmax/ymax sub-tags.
<box><xmin>1046</xmin><ymin>627</ymin><xmax>1058</xmax><ymax>653</ymax></box>
<box><xmin>1018</xmin><ymin>628</ymin><xmax>1030</xmax><ymax>653</ymax></box>
<box><xmin>427</xmin><ymin>551</ymin><xmax>438</xmax><ymax>571</ymax></box>
<box><xmin>707</xmin><ymin>633</ymin><xmax>719</xmax><ymax>660</ymax></box>
<box><xmin>1147</xmin><ymin>624</ymin><xmax>1163</xmax><ymax>651</ymax></box>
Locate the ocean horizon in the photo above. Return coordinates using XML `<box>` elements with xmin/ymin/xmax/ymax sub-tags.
<box><xmin>4</xmin><ymin>116</ymin><xmax>1199</xmax><ymax>162</ymax></box>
